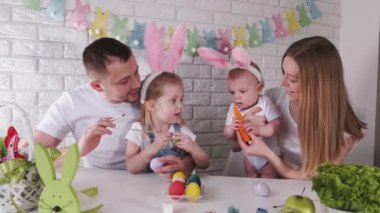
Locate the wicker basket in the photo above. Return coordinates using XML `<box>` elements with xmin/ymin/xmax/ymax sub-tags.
<box><xmin>0</xmin><ymin>101</ymin><xmax>43</xmax><ymax>213</ymax></box>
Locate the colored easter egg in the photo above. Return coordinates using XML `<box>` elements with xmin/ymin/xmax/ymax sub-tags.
<box><xmin>185</xmin><ymin>182</ymin><xmax>201</xmax><ymax>202</ymax></box>
<box><xmin>169</xmin><ymin>181</ymin><xmax>185</xmax><ymax>199</ymax></box>
<box><xmin>172</xmin><ymin>176</ymin><xmax>185</xmax><ymax>183</ymax></box>
<box><xmin>149</xmin><ymin>157</ymin><xmax>163</xmax><ymax>172</ymax></box>
<box><xmin>187</xmin><ymin>174</ymin><xmax>201</xmax><ymax>186</ymax></box>
<box><xmin>172</xmin><ymin>171</ymin><xmax>186</xmax><ymax>181</ymax></box>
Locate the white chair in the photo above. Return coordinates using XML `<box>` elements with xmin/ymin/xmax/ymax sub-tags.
<box><xmin>223</xmin><ymin>150</ymin><xmax>246</xmax><ymax>177</ymax></box>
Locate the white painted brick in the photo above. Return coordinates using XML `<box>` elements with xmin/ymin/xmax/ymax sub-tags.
<box><xmin>65</xmin><ymin>75</ymin><xmax>89</xmax><ymax>90</ymax></box>
<box><xmin>320</xmin><ymin>14</ymin><xmax>340</xmax><ymax>27</ymax></box>
<box><xmin>214</xmin><ymin>13</ymin><xmax>248</xmax><ymax>26</ymax></box>
<box><xmin>334</xmin><ymin>4</ymin><xmax>340</xmax><ymax>15</ymax></box>
<box><xmin>157</xmin><ymin>0</ymin><xmax>196</xmax><ymax>8</ymax></box>
<box><xmin>0</xmin><ymin>23</ymin><xmax>37</xmax><ymax>39</ymax></box>
<box><xmin>12</xmin><ymin>6</ymin><xmax>61</xmax><ymax>25</ymax></box>
<box><xmin>334</xmin><ymin>27</ymin><xmax>340</xmax><ymax>38</ymax></box>
<box><xmin>0</xmin><ymin>0</ymin><xmax>21</xmax><ymax>5</ymax></box>
<box><xmin>184</xmin><ymin>93</ymin><xmax>210</xmax><ymax>105</ymax></box>
<box><xmin>182</xmin><ymin>106</ymin><xmax>193</xmax><ymax>120</ymax></box>
<box><xmin>0</xmin><ymin>108</ymin><xmax>12</xmax><ymax>122</ymax></box>
<box><xmin>232</xmin><ymin>2</ymin><xmax>264</xmax><ymax>16</ymax></box>
<box><xmin>211</xmin><ymin>145</ymin><xmax>230</xmax><ymax>158</ymax></box>
<box><xmin>186</xmin><ymin>120</ymin><xmax>211</xmax><ymax>133</ymax></box>
<box><xmin>277</xmin><ymin>44</ymin><xmax>289</xmax><ymax>57</ymax></box>
<box><xmin>307</xmin><ymin>24</ymin><xmax>334</xmax><ymax>37</ymax></box>
<box><xmin>194</xmin><ymin>106</ymin><xmax>227</xmax><ymax>119</ymax></box>
<box><xmin>194</xmin><ymin>79</ymin><xmax>228</xmax><ymax>92</ymax></box>
<box><xmin>0</xmin><ymin>74</ymin><xmax>11</xmax><ymax>89</ymax></box>
<box><xmin>250</xmin><ymin>0</ymin><xmax>279</xmax><ymax>6</ymax></box>
<box><xmin>197</xmin><ymin>133</ymin><xmax>227</xmax><ymax>146</ymax></box>
<box><xmin>64</xmin><ymin>43</ymin><xmax>87</xmax><ymax>58</ymax></box>
<box><xmin>263</xmin><ymin>6</ymin><xmax>284</xmax><ymax>17</ymax></box>
<box><xmin>0</xmin><ymin>40</ymin><xmax>10</xmax><ymax>55</ymax></box>
<box><xmin>39</xmin><ymin>59</ymin><xmax>85</xmax><ymax>74</ymax></box>
<box><xmin>38</xmin><ymin>91</ymin><xmax>64</xmax><ymax>107</ymax></box>
<box><xmin>263</xmin><ymin>55</ymin><xmax>282</xmax><ymax>69</ymax></box>
<box><xmin>248</xmin><ymin>43</ymin><xmax>277</xmax><ymax>56</ymax></box>
<box><xmin>196</xmin><ymin>0</ymin><xmax>231</xmax><ymax>12</ymax></box>
<box><xmin>211</xmin><ymin>93</ymin><xmax>230</xmax><ymax>105</ymax></box>
<box><xmin>279</xmin><ymin>0</ymin><xmax>294</xmax><ymax>8</ymax></box>
<box><xmin>13</xmin><ymin>74</ymin><xmax>64</xmax><ymax>90</ymax></box>
<box><xmin>205</xmin><ymin>158</ymin><xmax>226</xmax><ymax>171</ymax></box>
<box><xmin>262</xmin><ymin>68</ymin><xmax>278</xmax><ymax>81</ymax></box>
<box><xmin>316</xmin><ymin>1</ymin><xmax>335</xmax><ymax>15</ymax></box>
<box><xmin>177</xmin><ymin>64</ymin><xmax>211</xmax><ymax>78</ymax></box>
<box><xmin>39</xmin><ymin>25</ymin><xmax>88</xmax><ymax>43</ymax></box>
<box><xmin>13</xmin><ymin>40</ymin><xmax>64</xmax><ymax>57</ymax></box>
<box><xmin>0</xmin><ymin>57</ymin><xmax>37</xmax><ymax>72</ymax></box>
<box><xmin>273</xmin><ymin>36</ymin><xmax>293</xmax><ymax>45</ymax></box>
<box><xmin>212</xmin><ymin>119</ymin><xmax>226</xmax><ymax>132</ymax></box>
<box><xmin>212</xmin><ymin>67</ymin><xmax>228</xmax><ymax>79</ymax></box>
<box><xmin>135</xmin><ymin>4</ymin><xmax>175</xmax><ymax>20</ymax></box>
<box><xmin>131</xmin><ymin>0</ymin><xmax>156</xmax><ymax>3</ymax></box>
<box><xmin>182</xmin><ymin>79</ymin><xmax>193</xmax><ymax>92</ymax></box>
<box><xmin>90</xmin><ymin>0</ymin><xmax>134</xmax><ymax>16</ymax></box>
<box><xmin>0</xmin><ymin>91</ymin><xmax>37</xmax><ymax>107</ymax></box>
<box><xmin>0</xmin><ymin>4</ymin><xmax>10</xmax><ymax>20</ymax></box>
<box><xmin>177</xmin><ymin>8</ymin><xmax>214</xmax><ymax>24</ymax></box>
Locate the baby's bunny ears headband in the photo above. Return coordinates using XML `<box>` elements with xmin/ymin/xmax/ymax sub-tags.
<box><xmin>197</xmin><ymin>47</ymin><xmax>264</xmax><ymax>87</ymax></box>
<box><xmin>140</xmin><ymin>21</ymin><xmax>186</xmax><ymax>104</ymax></box>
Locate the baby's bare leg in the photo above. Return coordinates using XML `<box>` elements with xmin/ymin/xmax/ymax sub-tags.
<box><xmin>244</xmin><ymin>156</ymin><xmax>258</xmax><ymax>177</ymax></box>
<box><xmin>260</xmin><ymin>162</ymin><xmax>279</xmax><ymax>178</ymax></box>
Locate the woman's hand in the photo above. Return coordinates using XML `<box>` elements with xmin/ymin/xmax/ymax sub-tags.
<box><xmin>79</xmin><ymin>117</ymin><xmax>115</xmax><ymax>156</ymax></box>
<box><xmin>236</xmin><ymin>130</ymin><xmax>271</xmax><ymax>158</ymax></box>
<box><xmin>155</xmin><ymin>155</ymin><xmax>186</xmax><ymax>180</ymax></box>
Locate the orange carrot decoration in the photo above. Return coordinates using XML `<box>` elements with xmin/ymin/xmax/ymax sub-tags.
<box><xmin>233</xmin><ymin>105</ymin><xmax>251</xmax><ymax>145</ymax></box>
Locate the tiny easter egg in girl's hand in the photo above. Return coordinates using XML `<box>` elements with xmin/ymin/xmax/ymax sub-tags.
<box><xmin>150</xmin><ymin>157</ymin><xmax>163</xmax><ymax>172</ymax></box>
<box><xmin>169</xmin><ymin>181</ymin><xmax>185</xmax><ymax>200</ymax></box>
<box><xmin>185</xmin><ymin>182</ymin><xmax>201</xmax><ymax>202</ymax></box>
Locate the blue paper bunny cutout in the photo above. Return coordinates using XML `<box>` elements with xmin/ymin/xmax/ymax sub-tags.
<box><xmin>260</xmin><ymin>17</ymin><xmax>275</xmax><ymax>43</ymax></box>
<box><xmin>203</xmin><ymin>30</ymin><xmax>218</xmax><ymax>50</ymax></box>
<box><xmin>128</xmin><ymin>20</ymin><xmax>146</xmax><ymax>49</ymax></box>
<box><xmin>297</xmin><ymin>3</ymin><xmax>312</xmax><ymax>27</ymax></box>
<box><xmin>306</xmin><ymin>0</ymin><xmax>322</xmax><ymax>20</ymax></box>
<box><xmin>45</xmin><ymin>0</ymin><xmax>65</xmax><ymax>22</ymax></box>
<box><xmin>111</xmin><ymin>16</ymin><xmax>128</xmax><ymax>44</ymax></box>
<box><xmin>246</xmin><ymin>23</ymin><xmax>262</xmax><ymax>48</ymax></box>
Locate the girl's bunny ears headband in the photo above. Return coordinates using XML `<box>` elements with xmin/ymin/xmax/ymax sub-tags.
<box><xmin>140</xmin><ymin>21</ymin><xmax>186</xmax><ymax>104</ymax></box>
<box><xmin>197</xmin><ymin>47</ymin><xmax>264</xmax><ymax>87</ymax></box>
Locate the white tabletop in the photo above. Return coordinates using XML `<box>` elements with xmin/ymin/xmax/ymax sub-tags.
<box><xmin>72</xmin><ymin>168</ymin><xmax>323</xmax><ymax>213</ymax></box>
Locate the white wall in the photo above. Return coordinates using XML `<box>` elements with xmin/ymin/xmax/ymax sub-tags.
<box><xmin>0</xmin><ymin>0</ymin><xmax>342</xmax><ymax>174</ymax></box>
<box><xmin>340</xmin><ymin>0</ymin><xmax>380</xmax><ymax>165</ymax></box>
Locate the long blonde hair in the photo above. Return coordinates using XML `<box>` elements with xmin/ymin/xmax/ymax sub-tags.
<box><xmin>282</xmin><ymin>36</ymin><xmax>366</xmax><ymax>176</ymax></box>
<box><xmin>139</xmin><ymin>72</ymin><xmax>184</xmax><ymax>132</ymax></box>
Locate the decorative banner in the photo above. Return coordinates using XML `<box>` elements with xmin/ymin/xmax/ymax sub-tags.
<box><xmin>21</xmin><ymin>0</ymin><xmax>323</xmax><ymax>57</ymax></box>
<box><xmin>45</xmin><ymin>0</ymin><xmax>65</xmax><ymax>22</ymax></box>
<box><xmin>66</xmin><ymin>0</ymin><xmax>90</xmax><ymax>30</ymax></box>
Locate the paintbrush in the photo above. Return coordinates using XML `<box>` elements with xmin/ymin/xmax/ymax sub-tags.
<box><xmin>110</xmin><ymin>114</ymin><xmax>125</xmax><ymax>122</ymax></box>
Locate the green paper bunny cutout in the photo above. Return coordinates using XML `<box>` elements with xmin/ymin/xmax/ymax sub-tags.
<box><xmin>111</xmin><ymin>16</ymin><xmax>128</xmax><ymax>44</ymax></box>
<box><xmin>35</xmin><ymin>143</ymin><xmax>103</xmax><ymax>213</ymax></box>
<box><xmin>297</xmin><ymin>3</ymin><xmax>312</xmax><ymax>27</ymax></box>
<box><xmin>246</xmin><ymin>23</ymin><xmax>262</xmax><ymax>48</ymax></box>
<box><xmin>185</xmin><ymin>28</ymin><xmax>200</xmax><ymax>57</ymax></box>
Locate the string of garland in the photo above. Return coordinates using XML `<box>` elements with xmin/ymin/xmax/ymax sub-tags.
<box><xmin>20</xmin><ymin>0</ymin><xmax>322</xmax><ymax>57</ymax></box>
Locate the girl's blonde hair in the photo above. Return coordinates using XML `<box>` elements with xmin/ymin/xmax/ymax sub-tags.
<box><xmin>139</xmin><ymin>72</ymin><xmax>184</xmax><ymax>131</ymax></box>
<box><xmin>282</xmin><ymin>36</ymin><xmax>366</xmax><ymax>176</ymax></box>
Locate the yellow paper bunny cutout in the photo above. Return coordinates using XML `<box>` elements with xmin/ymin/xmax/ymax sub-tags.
<box><xmin>286</xmin><ymin>9</ymin><xmax>301</xmax><ymax>33</ymax></box>
<box><xmin>166</xmin><ymin>25</ymin><xmax>175</xmax><ymax>50</ymax></box>
<box><xmin>232</xmin><ymin>26</ymin><xmax>247</xmax><ymax>48</ymax></box>
<box><xmin>89</xmin><ymin>7</ymin><xmax>111</xmax><ymax>39</ymax></box>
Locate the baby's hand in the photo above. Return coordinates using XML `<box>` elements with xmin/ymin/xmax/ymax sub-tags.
<box><xmin>172</xmin><ymin>133</ymin><xmax>198</xmax><ymax>154</ymax></box>
<box><xmin>151</xmin><ymin>132</ymin><xmax>171</xmax><ymax>153</ymax></box>
<box><xmin>231</xmin><ymin>118</ymin><xmax>240</xmax><ymax>131</ymax></box>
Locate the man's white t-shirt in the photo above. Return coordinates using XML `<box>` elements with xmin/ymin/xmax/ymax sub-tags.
<box><xmin>125</xmin><ymin>122</ymin><xmax>196</xmax><ymax>151</ymax></box>
<box><xmin>37</xmin><ymin>84</ymin><xmax>140</xmax><ymax>170</ymax></box>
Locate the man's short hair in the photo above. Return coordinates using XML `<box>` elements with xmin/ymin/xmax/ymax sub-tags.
<box><xmin>82</xmin><ymin>38</ymin><xmax>132</xmax><ymax>76</ymax></box>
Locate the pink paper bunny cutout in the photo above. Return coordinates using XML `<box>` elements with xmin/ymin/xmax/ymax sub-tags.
<box><xmin>218</xmin><ymin>28</ymin><xmax>232</xmax><ymax>55</ymax></box>
<box><xmin>272</xmin><ymin>13</ymin><xmax>288</xmax><ymax>38</ymax></box>
<box><xmin>66</xmin><ymin>0</ymin><xmax>90</xmax><ymax>30</ymax></box>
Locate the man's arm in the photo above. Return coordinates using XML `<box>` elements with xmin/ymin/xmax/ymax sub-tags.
<box><xmin>34</xmin><ymin>130</ymin><xmax>61</xmax><ymax>147</ymax></box>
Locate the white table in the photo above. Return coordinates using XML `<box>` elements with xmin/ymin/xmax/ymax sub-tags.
<box><xmin>72</xmin><ymin>168</ymin><xmax>323</xmax><ymax>213</ymax></box>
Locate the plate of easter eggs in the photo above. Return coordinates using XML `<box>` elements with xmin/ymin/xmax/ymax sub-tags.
<box><xmin>167</xmin><ymin>171</ymin><xmax>203</xmax><ymax>202</ymax></box>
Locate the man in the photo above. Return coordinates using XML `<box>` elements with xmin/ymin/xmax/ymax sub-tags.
<box><xmin>34</xmin><ymin>38</ymin><xmax>194</xmax><ymax>178</ymax></box>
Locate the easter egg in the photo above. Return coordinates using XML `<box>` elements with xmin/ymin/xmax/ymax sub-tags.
<box><xmin>185</xmin><ymin>182</ymin><xmax>201</xmax><ymax>202</ymax></box>
<box><xmin>172</xmin><ymin>171</ymin><xmax>186</xmax><ymax>181</ymax></box>
<box><xmin>169</xmin><ymin>181</ymin><xmax>185</xmax><ymax>199</ymax></box>
<box><xmin>172</xmin><ymin>176</ymin><xmax>185</xmax><ymax>183</ymax></box>
<box><xmin>187</xmin><ymin>174</ymin><xmax>201</xmax><ymax>186</ymax></box>
<box><xmin>149</xmin><ymin>157</ymin><xmax>163</xmax><ymax>172</ymax></box>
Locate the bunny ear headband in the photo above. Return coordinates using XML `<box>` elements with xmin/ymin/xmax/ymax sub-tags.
<box><xmin>197</xmin><ymin>47</ymin><xmax>264</xmax><ymax>87</ymax></box>
<box><xmin>140</xmin><ymin>21</ymin><xmax>186</xmax><ymax>104</ymax></box>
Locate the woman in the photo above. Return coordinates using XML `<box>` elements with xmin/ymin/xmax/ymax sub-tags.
<box><xmin>236</xmin><ymin>36</ymin><xmax>366</xmax><ymax>179</ymax></box>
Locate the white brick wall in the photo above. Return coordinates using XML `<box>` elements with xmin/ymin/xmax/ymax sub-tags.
<box><xmin>0</xmin><ymin>0</ymin><xmax>341</xmax><ymax>174</ymax></box>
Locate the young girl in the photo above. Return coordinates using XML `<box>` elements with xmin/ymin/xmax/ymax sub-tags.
<box><xmin>125</xmin><ymin>72</ymin><xmax>209</xmax><ymax>175</ymax></box>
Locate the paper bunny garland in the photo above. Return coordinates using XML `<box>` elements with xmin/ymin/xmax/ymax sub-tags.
<box><xmin>197</xmin><ymin>47</ymin><xmax>264</xmax><ymax>87</ymax></box>
<box><xmin>45</xmin><ymin>0</ymin><xmax>65</xmax><ymax>22</ymax></box>
<box><xmin>66</xmin><ymin>0</ymin><xmax>90</xmax><ymax>30</ymax></box>
<box><xmin>140</xmin><ymin>21</ymin><xmax>186</xmax><ymax>103</ymax></box>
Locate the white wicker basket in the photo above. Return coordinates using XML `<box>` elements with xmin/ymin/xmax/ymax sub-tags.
<box><xmin>0</xmin><ymin>101</ymin><xmax>43</xmax><ymax>213</ymax></box>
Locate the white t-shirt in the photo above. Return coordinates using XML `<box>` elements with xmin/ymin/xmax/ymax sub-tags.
<box><xmin>36</xmin><ymin>84</ymin><xmax>140</xmax><ymax>170</ymax></box>
<box><xmin>265</xmin><ymin>87</ymin><xmax>301</xmax><ymax>169</ymax></box>
<box><xmin>125</xmin><ymin>122</ymin><xmax>196</xmax><ymax>151</ymax></box>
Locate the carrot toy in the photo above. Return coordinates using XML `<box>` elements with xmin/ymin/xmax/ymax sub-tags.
<box><xmin>233</xmin><ymin>105</ymin><xmax>251</xmax><ymax>145</ymax></box>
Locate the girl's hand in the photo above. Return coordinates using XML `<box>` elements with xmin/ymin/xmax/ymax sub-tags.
<box><xmin>79</xmin><ymin>117</ymin><xmax>115</xmax><ymax>156</ymax></box>
<box><xmin>172</xmin><ymin>132</ymin><xmax>197</xmax><ymax>153</ymax></box>
<box><xmin>156</xmin><ymin>155</ymin><xmax>186</xmax><ymax>180</ymax></box>
<box><xmin>150</xmin><ymin>132</ymin><xmax>172</xmax><ymax>153</ymax></box>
